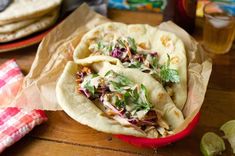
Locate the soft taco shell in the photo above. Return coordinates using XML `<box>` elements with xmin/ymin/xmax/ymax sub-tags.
<box><xmin>56</xmin><ymin>58</ymin><xmax>184</xmax><ymax>137</ymax></box>
<box><xmin>56</xmin><ymin>61</ymin><xmax>146</xmax><ymax>137</ymax></box>
<box><xmin>73</xmin><ymin>22</ymin><xmax>187</xmax><ymax>110</ymax></box>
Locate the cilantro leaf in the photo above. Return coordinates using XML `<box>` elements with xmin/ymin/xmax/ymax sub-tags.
<box><xmin>117</xmin><ymin>75</ymin><xmax>132</xmax><ymax>86</ymax></box>
<box><xmin>111</xmin><ymin>95</ymin><xmax>124</xmax><ymax>109</ymax></box>
<box><xmin>160</xmin><ymin>64</ymin><xmax>180</xmax><ymax>83</ymax></box>
<box><xmin>127</xmin><ymin>37</ymin><xmax>137</xmax><ymax>53</ymax></box>
<box><xmin>124</xmin><ymin>60</ymin><xmax>142</xmax><ymax>68</ymax></box>
<box><xmin>136</xmin><ymin>84</ymin><xmax>151</xmax><ymax>111</ymax></box>
<box><xmin>97</xmin><ymin>41</ymin><xmax>102</xmax><ymax>50</ymax></box>
<box><xmin>124</xmin><ymin>85</ymin><xmax>151</xmax><ymax>113</ymax></box>
<box><xmin>123</xmin><ymin>91</ymin><xmax>132</xmax><ymax>106</ymax></box>
<box><xmin>117</xmin><ymin>39</ymin><xmax>126</xmax><ymax>48</ymax></box>
<box><xmin>81</xmin><ymin>74</ymin><xmax>99</xmax><ymax>96</ymax></box>
<box><xmin>91</xmin><ymin>73</ymin><xmax>99</xmax><ymax>78</ymax></box>
<box><xmin>109</xmin><ymin>81</ymin><xmax>126</xmax><ymax>93</ymax></box>
<box><xmin>158</xmin><ymin>54</ymin><xmax>180</xmax><ymax>84</ymax></box>
<box><xmin>115</xmin><ymin>98</ymin><xmax>124</xmax><ymax>109</ymax></box>
<box><xmin>149</xmin><ymin>56</ymin><xmax>159</xmax><ymax>69</ymax></box>
<box><xmin>95</xmin><ymin>41</ymin><xmax>113</xmax><ymax>55</ymax></box>
<box><xmin>83</xmin><ymin>81</ymin><xmax>95</xmax><ymax>95</ymax></box>
<box><xmin>105</xmin><ymin>70</ymin><xmax>113</xmax><ymax>76</ymax></box>
<box><xmin>105</xmin><ymin>70</ymin><xmax>132</xmax><ymax>86</ymax></box>
<box><xmin>108</xmin><ymin>43</ymin><xmax>114</xmax><ymax>52</ymax></box>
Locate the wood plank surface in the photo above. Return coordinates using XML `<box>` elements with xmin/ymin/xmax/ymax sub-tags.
<box><xmin>0</xmin><ymin>9</ymin><xmax>235</xmax><ymax>156</ymax></box>
<box><xmin>2</xmin><ymin>137</ymin><xmax>142</xmax><ymax>156</ymax></box>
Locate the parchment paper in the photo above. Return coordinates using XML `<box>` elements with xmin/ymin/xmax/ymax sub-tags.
<box><xmin>4</xmin><ymin>3</ymin><xmax>212</xmax><ymax>133</ymax></box>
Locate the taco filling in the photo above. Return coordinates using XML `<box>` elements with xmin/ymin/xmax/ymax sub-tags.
<box><xmin>88</xmin><ymin>37</ymin><xmax>180</xmax><ymax>87</ymax></box>
<box><xmin>75</xmin><ymin>67</ymin><xmax>173</xmax><ymax>137</ymax></box>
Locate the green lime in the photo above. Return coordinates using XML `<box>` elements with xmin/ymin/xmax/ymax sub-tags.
<box><xmin>220</xmin><ymin>120</ymin><xmax>235</xmax><ymax>154</ymax></box>
<box><xmin>220</xmin><ymin>120</ymin><xmax>235</xmax><ymax>135</ymax></box>
<box><xmin>200</xmin><ymin>132</ymin><xmax>225</xmax><ymax>156</ymax></box>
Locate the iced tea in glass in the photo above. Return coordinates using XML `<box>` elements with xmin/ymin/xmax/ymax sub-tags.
<box><xmin>203</xmin><ymin>2</ymin><xmax>235</xmax><ymax>54</ymax></box>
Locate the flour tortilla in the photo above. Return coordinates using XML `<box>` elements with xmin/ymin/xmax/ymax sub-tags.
<box><xmin>56</xmin><ymin>60</ymin><xmax>184</xmax><ymax>137</ymax></box>
<box><xmin>0</xmin><ymin>0</ymin><xmax>62</xmax><ymax>25</ymax></box>
<box><xmin>0</xmin><ymin>10</ymin><xmax>59</xmax><ymax>43</ymax></box>
<box><xmin>0</xmin><ymin>18</ymin><xmax>37</xmax><ymax>33</ymax></box>
<box><xmin>73</xmin><ymin>22</ymin><xmax>187</xmax><ymax>110</ymax></box>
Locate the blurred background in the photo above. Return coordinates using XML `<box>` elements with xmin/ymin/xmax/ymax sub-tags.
<box><xmin>0</xmin><ymin>0</ymin><xmax>234</xmax><ymax>53</ymax></box>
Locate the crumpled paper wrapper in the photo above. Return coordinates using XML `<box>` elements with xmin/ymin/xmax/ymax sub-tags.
<box><xmin>4</xmin><ymin>4</ymin><xmax>212</xmax><ymax>133</ymax></box>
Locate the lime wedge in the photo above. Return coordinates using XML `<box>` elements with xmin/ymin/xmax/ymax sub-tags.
<box><xmin>220</xmin><ymin>120</ymin><xmax>235</xmax><ymax>154</ymax></box>
<box><xmin>200</xmin><ymin>132</ymin><xmax>225</xmax><ymax>156</ymax></box>
<box><xmin>220</xmin><ymin>120</ymin><xmax>235</xmax><ymax>134</ymax></box>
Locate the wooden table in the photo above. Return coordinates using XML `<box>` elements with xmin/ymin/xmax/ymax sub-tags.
<box><xmin>1</xmin><ymin>9</ymin><xmax>235</xmax><ymax>156</ymax></box>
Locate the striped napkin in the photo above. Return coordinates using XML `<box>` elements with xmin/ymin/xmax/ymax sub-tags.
<box><xmin>0</xmin><ymin>59</ymin><xmax>47</xmax><ymax>153</ymax></box>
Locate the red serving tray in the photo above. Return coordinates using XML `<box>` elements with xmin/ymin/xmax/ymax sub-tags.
<box><xmin>115</xmin><ymin>112</ymin><xmax>200</xmax><ymax>148</ymax></box>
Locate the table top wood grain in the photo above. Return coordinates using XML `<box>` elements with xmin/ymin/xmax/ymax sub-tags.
<box><xmin>1</xmin><ymin>9</ymin><xmax>235</xmax><ymax>156</ymax></box>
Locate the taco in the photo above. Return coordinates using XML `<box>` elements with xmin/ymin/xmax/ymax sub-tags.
<box><xmin>73</xmin><ymin>22</ymin><xmax>187</xmax><ymax>110</ymax></box>
<box><xmin>56</xmin><ymin>60</ymin><xmax>184</xmax><ymax>138</ymax></box>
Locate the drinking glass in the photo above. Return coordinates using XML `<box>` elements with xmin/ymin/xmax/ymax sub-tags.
<box><xmin>203</xmin><ymin>2</ymin><xmax>235</xmax><ymax>54</ymax></box>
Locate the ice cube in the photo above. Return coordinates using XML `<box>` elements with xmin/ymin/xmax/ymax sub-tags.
<box><xmin>209</xmin><ymin>17</ymin><xmax>230</xmax><ymax>28</ymax></box>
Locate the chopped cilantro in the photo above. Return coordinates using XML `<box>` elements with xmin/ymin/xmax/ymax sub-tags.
<box><xmin>83</xmin><ymin>81</ymin><xmax>95</xmax><ymax>95</ymax></box>
<box><xmin>97</xmin><ymin>41</ymin><xmax>102</xmax><ymax>50</ymax></box>
<box><xmin>104</xmin><ymin>70</ymin><xmax>112</xmax><ymax>76</ymax></box>
<box><xmin>104</xmin><ymin>70</ymin><xmax>151</xmax><ymax>112</ymax></box>
<box><xmin>160</xmin><ymin>67</ymin><xmax>180</xmax><ymax>83</ymax></box>
<box><xmin>108</xmin><ymin>43</ymin><xmax>113</xmax><ymax>52</ymax></box>
<box><xmin>94</xmin><ymin>41</ymin><xmax>113</xmax><ymax>55</ymax></box>
<box><xmin>80</xmin><ymin>70</ymin><xmax>153</xmax><ymax>118</ymax></box>
<box><xmin>117</xmin><ymin>39</ymin><xmax>126</xmax><ymax>48</ymax></box>
<box><xmin>124</xmin><ymin>60</ymin><xmax>142</xmax><ymax>68</ymax></box>
<box><xmin>91</xmin><ymin>73</ymin><xmax>99</xmax><ymax>78</ymax></box>
<box><xmin>160</xmin><ymin>55</ymin><xmax>180</xmax><ymax>83</ymax></box>
<box><xmin>105</xmin><ymin>70</ymin><xmax>132</xmax><ymax>86</ymax></box>
<box><xmin>122</xmin><ymin>85</ymin><xmax>151</xmax><ymax>112</ymax></box>
<box><xmin>123</xmin><ymin>91</ymin><xmax>131</xmax><ymax>106</ymax></box>
<box><xmin>149</xmin><ymin>56</ymin><xmax>159</xmax><ymax>69</ymax></box>
<box><xmin>115</xmin><ymin>98</ymin><xmax>124</xmax><ymax>109</ymax></box>
<box><xmin>109</xmin><ymin>81</ymin><xmax>126</xmax><ymax>93</ymax></box>
<box><xmin>127</xmin><ymin>37</ymin><xmax>137</xmax><ymax>53</ymax></box>
<box><xmin>140</xmin><ymin>84</ymin><xmax>149</xmax><ymax>104</ymax></box>
<box><xmin>134</xmin><ymin>84</ymin><xmax>151</xmax><ymax>111</ymax></box>
<box><xmin>81</xmin><ymin>74</ymin><xmax>99</xmax><ymax>96</ymax></box>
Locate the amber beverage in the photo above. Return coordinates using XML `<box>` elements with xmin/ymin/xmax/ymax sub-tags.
<box><xmin>203</xmin><ymin>2</ymin><xmax>235</xmax><ymax>54</ymax></box>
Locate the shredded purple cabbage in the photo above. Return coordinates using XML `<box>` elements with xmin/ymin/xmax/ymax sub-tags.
<box><xmin>128</xmin><ymin>119</ymin><xmax>138</xmax><ymax>125</ymax></box>
<box><xmin>111</xmin><ymin>47</ymin><xmax>126</xmax><ymax>59</ymax></box>
<box><xmin>150</xmin><ymin>52</ymin><xmax>158</xmax><ymax>57</ymax></box>
<box><xmin>79</xmin><ymin>88</ymin><xmax>91</xmax><ymax>98</ymax></box>
<box><xmin>128</xmin><ymin>118</ymin><xmax>156</xmax><ymax>126</ymax></box>
<box><xmin>76</xmin><ymin>71</ymin><xmax>85</xmax><ymax>79</ymax></box>
<box><xmin>133</xmin><ymin>54</ymin><xmax>145</xmax><ymax>62</ymax></box>
<box><xmin>140</xmin><ymin>120</ymin><xmax>156</xmax><ymax>126</ymax></box>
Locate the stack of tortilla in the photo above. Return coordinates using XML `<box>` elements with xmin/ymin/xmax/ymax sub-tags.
<box><xmin>0</xmin><ymin>0</ymin><xmax>62</xmax><ymax>43</ymax></box>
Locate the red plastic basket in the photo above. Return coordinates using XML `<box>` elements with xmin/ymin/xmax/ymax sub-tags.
<box><xmin>115</xmin><ymin>112</ymin><xmax>200</xmax><ymax>148</ymax></box>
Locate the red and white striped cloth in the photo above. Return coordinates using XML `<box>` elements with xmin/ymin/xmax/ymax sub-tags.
<box><xmin>0</xmin><ymin>59</ymin><xmax>47</xmax><ymax>153</ymax></box>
